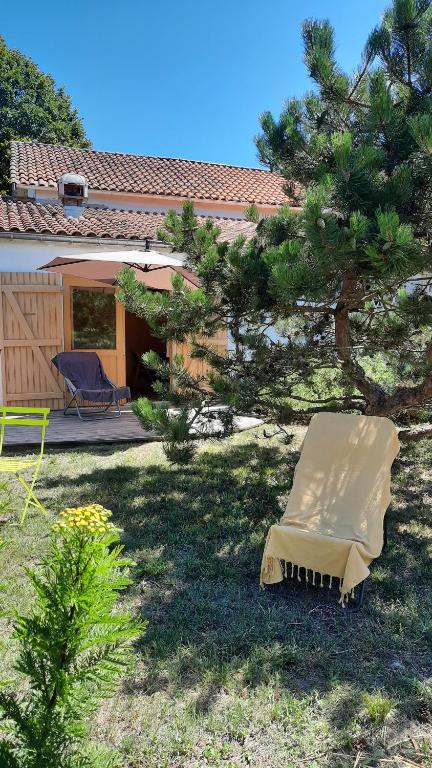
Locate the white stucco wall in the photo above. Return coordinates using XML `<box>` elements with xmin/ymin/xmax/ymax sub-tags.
<box><xmin>0</xmin><ymin>238</ymin><xmax>154</xmax><ymax>272</ymax></box>
<box><xmin>32</xmin><ymin>188</ymin><xmax>276</xmax><ymax>219</ymax></box>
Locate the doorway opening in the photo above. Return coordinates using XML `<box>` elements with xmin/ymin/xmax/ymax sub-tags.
<box><xmin>125</xmin><ymin>310</ymin><xmax>167</xmax><ymax>399</ymax></box>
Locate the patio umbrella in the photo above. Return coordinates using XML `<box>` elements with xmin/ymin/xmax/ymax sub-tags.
<box><xmin>39</xmin><ymin>248</ymin><xmax>198</xmax><ymax>291</ymax></box>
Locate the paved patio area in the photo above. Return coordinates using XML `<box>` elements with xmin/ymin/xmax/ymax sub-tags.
<box><xmin>2</xmin><ymin>409</ymin><xmax>263</xmax><ymax>448</ymax></box>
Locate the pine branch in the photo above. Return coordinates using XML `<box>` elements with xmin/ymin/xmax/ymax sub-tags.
<box><xmin>348</xmin><ymin>50</ymin><xmax>374</xmax><ymax>100</ymax></box>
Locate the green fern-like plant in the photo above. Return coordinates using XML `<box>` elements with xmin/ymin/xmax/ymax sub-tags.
<box><xmin>0</xmin><ymin>505</ymin><xmax>144</xmax><ymax>768</ymax></box>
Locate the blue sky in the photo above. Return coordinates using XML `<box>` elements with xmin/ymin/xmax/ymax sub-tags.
<box><xmin>2</xmin><ymin>0</ymin><xmax>388</xmax><ymax>168</ymax></box>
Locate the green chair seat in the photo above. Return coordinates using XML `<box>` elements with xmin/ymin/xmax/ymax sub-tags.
<box><xmin>0</xmin><ymin>457</ymin><xmax>38</xmax><ymax>472</ymax></box>
<box><xmin>0</xmin><ymin>407</ymin><xmax>50</xmax><ymax>525</ymax></box>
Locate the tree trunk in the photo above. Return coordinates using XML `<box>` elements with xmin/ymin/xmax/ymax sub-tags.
<box><xmin>334</xmin><ymin>274</ymin><xmax>432</xmax><ymax>417</ymax></box>
<box><xmin>334</xmin><ymin>273</ymin><xmax>387</xmax><ymax>414</ymax></box>
<box><xmin>366</xmin><ymin>363</ymin><xmax>432</xmax><ymax>416</ymax></box>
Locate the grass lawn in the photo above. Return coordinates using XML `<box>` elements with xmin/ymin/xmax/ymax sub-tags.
<box><xmin>1</xmin><ymin>427</ymin><xmax>432</xmax><ymax>767</ymax></box>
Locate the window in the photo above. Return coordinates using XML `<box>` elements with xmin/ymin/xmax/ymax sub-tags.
<box><xmin>71</xmin><ymin>288</ymin><xmax>116</xmax><ymax>350</ymax></box>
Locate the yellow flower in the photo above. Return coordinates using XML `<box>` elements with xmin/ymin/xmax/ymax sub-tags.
<box><xmin>52</xmin><ymin>504</ymin><xmax>118</xmax><ymax>536</ymax></box>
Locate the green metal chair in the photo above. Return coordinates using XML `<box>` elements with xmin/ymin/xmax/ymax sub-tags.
<box><xmin>0</xmin><ymin>406</ymin><xmax>50</xmax><ymax>526</ymax></box>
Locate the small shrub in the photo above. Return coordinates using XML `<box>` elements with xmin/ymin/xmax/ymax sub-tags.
<box><xmin>0</xmin><ymin>504</ymin><xmax>144</xmax><ymax>768</ymax></box>
<box><xmin>132</xmin><ymin>397</ymin><xmax>197</xmax><ymax>463</ymax></box>
<box><xmin>362</xmin><ymin>691</ymin><xmax>393</xmax><ymax>725</ymax></box>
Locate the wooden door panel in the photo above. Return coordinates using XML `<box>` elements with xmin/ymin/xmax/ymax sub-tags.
<box><xmin>0</xmin><ymin>272</ymin><xmax>64</xmax><ymax>409</ymax></box>
<box><xmin>62</xmin><ymin>276</ymin><xmax>126</xmax><ymax>401</ymax></box>
<box><xmin>168</xmin><ymin>328</ymin><xmax>227</xmax><ymax>386</ymax></box>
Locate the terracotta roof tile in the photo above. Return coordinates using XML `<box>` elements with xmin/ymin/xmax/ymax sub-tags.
<box><xmin>11</xmin><ymin>141</ymin><xmax>292</xmax><ymax>206</ymax></box>
<box><xmin>0</xmin><ymin>198</ymin><xmax>256</xmax><ymax>243</ymax></box>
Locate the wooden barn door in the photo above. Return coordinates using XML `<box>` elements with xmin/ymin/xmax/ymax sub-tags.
<box><xmin>63</xmin><ymin>276</ymin><xmax>126</xmax><ymax>388</ymax></box>
<box><xmin>168</xmin><ymin>328</ymin><xmax>228</xmax><ymax>386</ymax></box>
<box><xmin>0</xmin><ymin>272</ymin><xmax>64</xmax><ymax>409</ymax></box>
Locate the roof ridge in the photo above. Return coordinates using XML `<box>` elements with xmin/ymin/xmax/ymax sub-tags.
<box><xmin>10</xmin><ymin>139</ymin><xmax>278</xmax><ymax>175</ymax></box>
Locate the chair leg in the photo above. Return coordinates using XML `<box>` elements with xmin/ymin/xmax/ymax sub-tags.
<box><xmin>383</xmin><ymin>514</ymin><xmax>388</xmax><ymax>552</ymax></box>
<box><xmin>281</xmin><ymin>563</ymin><xmax>368</xmax><ymax>612</ymax></box>
<box><xmin>341</xmin><ymin>579</ymin><xmax>367</xmax><ymax>613</ymax></box>
<box><xmin>64</xmin><ymin>394</ymin><xmax>122</xmax><ymax>420</ymax></box>
<box><xmin>64</xmin><ymin>393</ymin><xmax>81</xmax><ymax>418</ymax></box>
<box><xmin>357</xmin><ymin>578</ymin><xmax>367</xmax><ymax>608</ymax></box>
<box><xmin>16</xmin><ymin>472</ymin><xmax>47</xmax><ymax>527</ymax></box>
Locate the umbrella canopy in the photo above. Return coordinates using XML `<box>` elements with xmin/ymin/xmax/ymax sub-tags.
<box><xmin>39</xmin><ymin>249</ymin><xmax>198</xmax><ymax>291</ymax></box>
<box><xmin>40</xmin><ymin>248</ymin><xmax>184</xmax><ymax>270</ymax></box>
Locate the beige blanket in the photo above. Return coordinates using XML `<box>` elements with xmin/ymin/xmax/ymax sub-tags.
<box><xmin>260</xmin><ymin>413</ymin><xmax>400</xmax><ymax>602</ymax></box>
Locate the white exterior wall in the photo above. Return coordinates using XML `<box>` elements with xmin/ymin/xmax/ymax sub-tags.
<box><xmin>30</xmin><ymin>188</ymin><xmax>276</xmax><ymax>219</ymax></box>
<box><xmin>0</xmin><ymin>238</ymin><xmax>151</xmax><ymax>272</ymax></box>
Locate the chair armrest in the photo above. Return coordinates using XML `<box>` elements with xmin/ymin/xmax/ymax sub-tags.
<box><xmin>102</xmin><ymin>376</ymin><xmax>117</xmax><ymax>389</ymax></box>
<box><xmin>64</xmin><ymin>376</ymin><xmax>77</xmax><ymax>395</ymax></box>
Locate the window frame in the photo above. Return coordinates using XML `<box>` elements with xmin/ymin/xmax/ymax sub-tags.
<box><xmin>70</xmin><ymin>286</ymin><xmax>117</xmax><ymax>351</ymax></box>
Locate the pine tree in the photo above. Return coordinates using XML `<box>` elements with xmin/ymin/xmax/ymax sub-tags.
<box><xmin>118</xmin><ymin>0</ymin><xmax>432</xmax><ymax>454</ymax></box>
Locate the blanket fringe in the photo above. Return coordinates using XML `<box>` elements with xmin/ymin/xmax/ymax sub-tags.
<box><xmin>262</xmin><ymin>558</ymin><xmax>356</xmax><ymax>607</ymax></box>
<box><xmin>280</xmin><ymin>559</ymin><xmax>354</xmax><ymax>606</ymax></box>
<box><xmin>260</xmin><ymin>555</ymin><xmax>275</xmax><ymax>587</ymax></box>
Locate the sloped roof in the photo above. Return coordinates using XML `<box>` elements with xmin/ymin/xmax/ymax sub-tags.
<box><xmin>0</xmin><ymin>198</ymin><xmax>256</xmax><ymax>243</ymax></box>
<box><xmin>10</xmin><ymin>141</ymin><xmax>291</xmax><ymax>206</ymax></box>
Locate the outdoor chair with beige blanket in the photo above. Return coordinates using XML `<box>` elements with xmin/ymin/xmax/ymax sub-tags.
<box><xmin>260</xmin><ymin>413</ymin><xmax>400</xmax><ymax>609</ymax></box>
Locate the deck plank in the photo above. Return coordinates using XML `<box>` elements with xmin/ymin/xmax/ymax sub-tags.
<box><xmin>3</xmin><ymin>409</ymin><xmax>155</xmax><ymax>448</ymax></box>
<box><xmin>2</xmin><ymin>409</ymin><xmax>263</xmax><ymax>449</ymax></box>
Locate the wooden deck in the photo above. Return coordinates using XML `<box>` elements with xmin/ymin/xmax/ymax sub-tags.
<box><xmin>3</xmin><ymin>409</ymin><xmax>156</xmax><ymax>448</ymax></box>
<box><xmin>2</xmin><ymin>409</ymin><xmax>263</xmax><ymax>449</ymax></box>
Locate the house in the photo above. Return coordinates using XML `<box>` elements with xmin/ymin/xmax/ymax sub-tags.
<box><xmin>0</xmin><ymin>141</ymin><xmax>293</xmax><ymax>409</ymax></box>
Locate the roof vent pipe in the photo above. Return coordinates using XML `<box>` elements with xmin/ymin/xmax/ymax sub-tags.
<box><xmin>58</xmin><ymin>173</ymin><xmax>88</xmax><ymax>218</ymax></box>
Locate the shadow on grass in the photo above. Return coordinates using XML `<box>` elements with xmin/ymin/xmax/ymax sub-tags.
<box><xmin>40</xmin><ymin>436</ymin><xmax>432</xmax><ymax>727</ymax></box>
<box><xmin>43</xmin><ymin>441</ymin><xmax>295</xmax><ymax>584</ymax></box>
